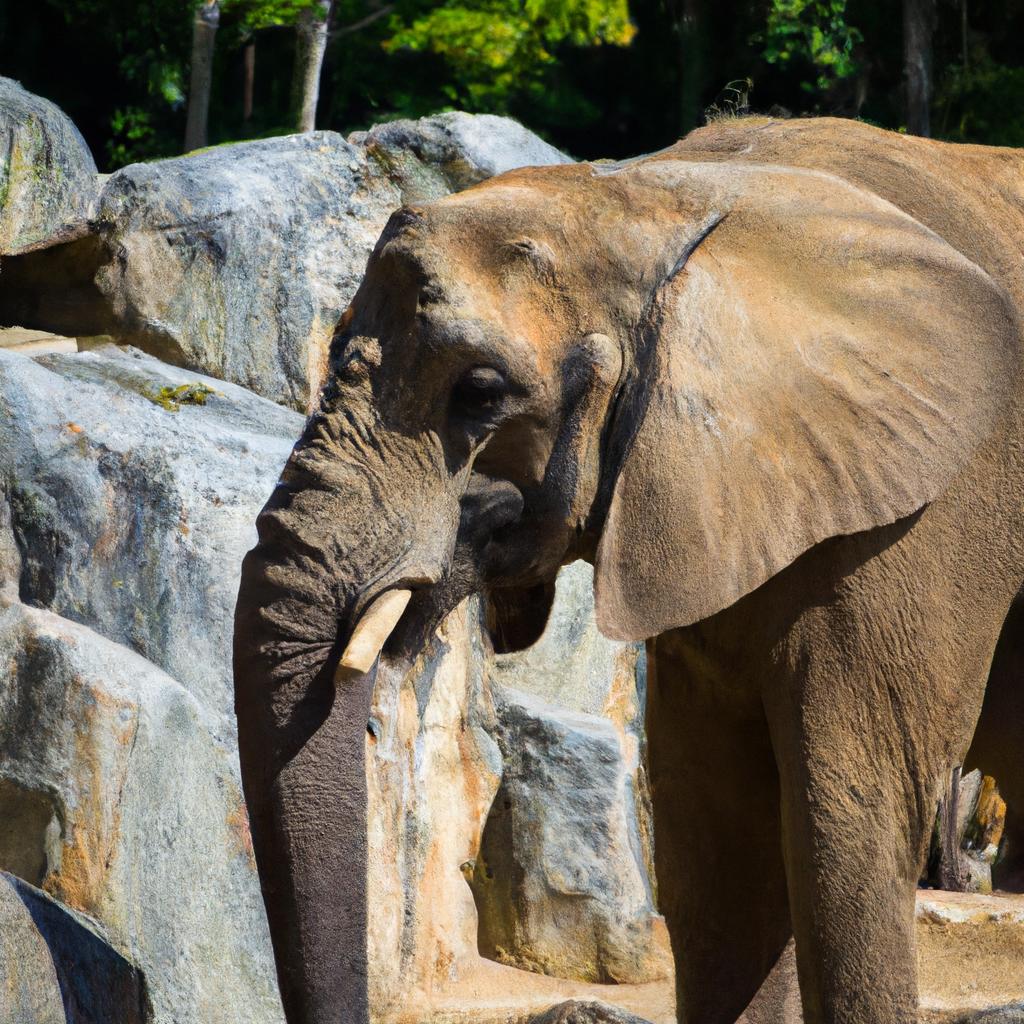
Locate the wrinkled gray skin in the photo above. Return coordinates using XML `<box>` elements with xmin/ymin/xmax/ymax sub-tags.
<box><xmin>234</xmin><ymin>117</ymin><xmax>1024</xmax><ymax>1024</ymax></box>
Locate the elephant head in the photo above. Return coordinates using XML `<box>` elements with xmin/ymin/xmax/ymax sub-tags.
<box><xmin>233</xmin><ymin>155</ymin><xmax>1016</xmax><ymax>1024</ymax></box>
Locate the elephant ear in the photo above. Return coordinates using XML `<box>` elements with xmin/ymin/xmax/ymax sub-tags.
<box><xmin>594</xmin><ymin>161</ymin><xmax>1020</xmax><ymax>642</ymax></box>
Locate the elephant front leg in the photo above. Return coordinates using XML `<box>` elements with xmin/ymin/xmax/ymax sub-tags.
<box><xmin>647</xmin><ymin>631</ymin><xmax>792</xmax><ymax>1024</ymax></box>
<box><xmin>762</xmin><ymin>587</ymin><xmax>999</xmax><ymax>1024</ymax></box>
<box><xmin>237</xmin><ymin>658</ymin><xmax>375</xmax><ymax>1024</ymax></box>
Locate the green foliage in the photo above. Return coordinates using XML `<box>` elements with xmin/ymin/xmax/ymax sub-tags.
<box><xmin>143</xmin><ymin>382</ymin><xmax>221</xmax><ymax>412</ymax></box>
<box><xmin>382</xmin><ymin>0</ymin><xmax>635</xmax><ymax>111</ymax></box>
<box><xmin>224</xmin><ymin>0</ymin><xmax>317</xmax><ymax>35</ymax></box>
<box><xmin>935</xmin><ymin>56</ymin><xmax>1024</xmax><ymax>148</ymax></box>
<box><xmin>758</xmin><ymin>0</ymin><xmax>862</xmax><ymax>95</ymax></box>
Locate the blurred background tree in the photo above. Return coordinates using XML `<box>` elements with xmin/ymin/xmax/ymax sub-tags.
<box><xmin>0</xmin><ymin>0</ymin><xmax>1021</xmax><ymax>171</ymax></box>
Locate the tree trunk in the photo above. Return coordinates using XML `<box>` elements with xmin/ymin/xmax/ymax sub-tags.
<box><xmin>184</xmin><ymin>0</ymin><xmax>220</xmax><ymax>153</ymax></box>
<box><xmin>679</xmin><ymin>0</ymin><xmax>705</xmax><ymax>135</ymax></box>
<box><xmin>290</xmin><ymin>0</ymin><xmax>332</xmax><ymax>133</ymax></box>
<box><xmin>903</xmin><ymin>0</ymin><xmax>935</xmax><ymax>137</ymax></box>
<box><xmin>937</xmin><ymin>766</ymin><xmax>970</xmax><ymax>891</ymax></box>
<box><xmin>961</xmin><ymin>0</ymin><xmax>969</xmax><ymax>71</ymax></box>
<box><xmin>243</xmin><ymin>40</ymin><xmax>256</xmax><ymax>124</ymax></box>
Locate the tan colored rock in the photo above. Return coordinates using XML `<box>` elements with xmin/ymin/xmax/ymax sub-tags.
<box><xmin>917</xmin><ymin>891</ymin><xmax>1024</xmax><ymax>1017</ymax></box>
<box><xmin>367</xmin><ymin>599</ymin><xmax>502</xmax><ymax>1018</ymax></box>
<box><xmin>367</xmin><ymin>566</ymin><xmax>669</xmax><ymax>1021</ymax></box>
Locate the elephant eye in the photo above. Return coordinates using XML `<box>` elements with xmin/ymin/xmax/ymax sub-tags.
<box><xmin>451</xmin><ymin>366</ymin><xmax>508</xmax><ymax>420</ymax></box>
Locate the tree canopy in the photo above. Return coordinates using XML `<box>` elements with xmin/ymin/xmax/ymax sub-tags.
<box><xmin>2</xmin><ymin>0</ymin><xmax>1023</xmax><ymax>171</ymax></box>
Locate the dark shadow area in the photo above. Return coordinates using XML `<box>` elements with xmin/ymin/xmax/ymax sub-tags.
<box><xmin>5</xmin><ymin>871</ymin><xmax>153</xmax><ymax>1023</ymax></box>
<box><xmin>965</xmin><ymin>595</ymin><xmax>1024</xmax><ymax>892</ymax></box>
<box><xmin>0</xmin><ymin>777</ymin><xmax>61</xmax><ymax>886</ymax></box>
<box><xmin>0</xmin><ymin>235</ymin><xmax>116</xmax><ymax>339</ymax></box>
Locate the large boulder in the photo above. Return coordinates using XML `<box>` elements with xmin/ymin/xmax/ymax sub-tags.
<box><xmin>471</xmin><ymin>685</ymin><xmax>670</xmax><ymax>985</ymax></box>
<box><xmin>0</xmin><ymin>598</ymin><xmax>281</xmax><ymax>1023</ymax></box>
<box><xmin>0</xmin><ymin>345</ymin><xmax>301</xmax><ymax>720</ymax></box>
<box><xmin>0</xmin><ymin>344</ymin><xmax>295</xmax><ymax>1023</ymax></box>
<box><xmin>81</xmin><ymin>114</ymin><xmax>570</xmax><ymax>411</ymax></box>
<box><xmin>478</xmin><ymin>562</ymin><xmax>666</xmax><ymax>985</ymax></box>
<box><xmin>91</xmin><ymin>132</ymin><xmax>399</xmax><ymax>410</ymax></box>
<box><xmin>0</xmin><ymin>77</ymin><xmax>99</xmax><ymax>255</ymax></box>
<box><xmin>352</xmin><ymin>111</ymin><xmax>570</xmax><ymax>204</ymax></box>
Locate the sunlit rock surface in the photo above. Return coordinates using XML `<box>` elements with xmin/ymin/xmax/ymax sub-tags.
<box><xmin>0</xmin><ymin>604</ymin><xmax>280</xmax><ymax>1021</ymax></box>
<box><xmin>0</xmin><ymin>107</ymin><xmax>569</xmax><ymax>411</ymax></box>
<box><xmin>0</xmin><ymin>76</ymin><xmax>99</xmax><ymax>255</ymax></box>
<box><xmin>352</xmin><ymin>110</ymin><xmax>570</xmax><ymax>204</ymax></box>
<box><xmin>0</xmin><ymin>345</ymin><xmax>301</xmax><ymax>720</ymax></box>
<box><xmin>91</xmin><ymin>131</ymin><xmax>399</xmax><ymax>410</ymax></box>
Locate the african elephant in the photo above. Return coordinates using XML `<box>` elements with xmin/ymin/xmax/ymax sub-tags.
<box><xmin>233</xmin><ymin>116</ymin><xmax>1024</xmax><ymax>1024</ymax></box>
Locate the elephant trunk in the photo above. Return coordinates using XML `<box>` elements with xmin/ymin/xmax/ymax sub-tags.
<box><xmin>234</xmin><ymin>414</ymin><xmax>461</xmax><ymax>1024</ymax></box>
<box><xmin>234</xmin><ymin>542</ymin><xmax>377</xmax><ymax>1024</ymax></box>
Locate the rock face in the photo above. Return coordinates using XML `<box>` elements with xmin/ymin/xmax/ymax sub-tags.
<box><xmin>0</xmin><ymin>77</ymin><xmax>99</xmax><ymax>255</ymax></box>
<box><xmin>0</xmin><ymin>870</ymin><xmax>151</xmax><ymax>1023</ymax></box>
<box><xmin>478</xmin><ymin>562</ymin><xmax>665</xmax><ymax>985</ymax></box>
<box><xmin>0</xmin><ymin>345</ymin><xmax>301</xmax><ymax>719</ymax></box>
<box><xmin>0</xmin><ymin>346</ymin><xmax>294</xmax><ymax>1023</ymax></box>
<box><xmin>91</xmin><ymin>132</ymin><xmax>400</xmax><ymax>410</ymax></box>
<box><xmin>367</xmin><ymin>601</ymin><xmax>502</xmax><ymax>1017</ymax></box>
<box><xmin>352</xmin><ymin>111</ymin><xmax>570</xmax><ymax>204</ymax></box>
<box><xmin>79</xmin><ymin>114</ymin><xmax>569</xmax><ymax>411</ymax></box>
<box><xmin>0</xmin><ymin>602</ymin><xmax>281</xmax><ymax>1023</ymax></box>
<box><xmin>473</xmin><ymin>686</ymin><xmax>667</xmax><ymax>984</ymax></box>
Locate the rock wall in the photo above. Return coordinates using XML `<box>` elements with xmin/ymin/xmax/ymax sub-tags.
<box><xmin>0</xmin><ymin>347</ymin><xmax>296</xmax><ymax>1022</ymax></box>
<box><xmin>0</xmin><ymin>80</ymin><xmax>662</xmax><ymax>1024</ymax></box>
<box><xmin>0</xmin><ymin>85</ymin><xmax>572</xmax><ymax>411</ymax></box>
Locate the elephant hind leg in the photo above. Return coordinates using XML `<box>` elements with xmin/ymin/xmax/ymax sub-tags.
<box><xmin>646</xmin><ymin>632</ymin><xmax>791</xmax><ymax>1024</ymax></box>
<box><xmin>965</xmin><ymin>594</ymin><xmax>1024</xmax><ymax>892</ymax></box>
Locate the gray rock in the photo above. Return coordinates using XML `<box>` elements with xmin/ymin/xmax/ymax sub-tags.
<box><xmin>354</xmin><ymin>110</ymin><xmax>571</xmax><ymax>204</ymax></box>
<box><xmin>526</xmin><ymin>1000</ymin><xmax>653</xmax><ymax>1024</ymax></box>
<box><xmin>0</xmin><ymin>77</ymin><xmax>99</xmax><ymax>254</ymax></box>
<box><xmin>0</xmin><ymin>872</ymin><xmax>66</xmax><ymax>1024</ymax></box>
<box><xmin>471</xmin><ymin>685</ymin><xmax>671</xmax><ymax>984</ymax></box>
<box><xmin>0</xmin><ymin>602</ymin><xmax>281</xmax><ymax>1024</ymax></box>
<box><xmin>0</xmin><ymin>343</ymin><xmax>292</xmax><ymax>1023</ymax></box>
<box><xmin>91</xmin><ymin>131</ymin><xmax>400</xmax><ymax>410</ymax></box>
<box><xmin>83</xmin><ymin>114</ymin><xmax>570</xmax><ymax>410</ymax></box>
<box><xmin>0</xmin><ymin>871</ymin><xmax>152</xmax><ymax>1023</ymax></box>
<box><xmin>0</xmin><ymin>345</ymin><xmax>302</xmax><ymax>720</ymax></box>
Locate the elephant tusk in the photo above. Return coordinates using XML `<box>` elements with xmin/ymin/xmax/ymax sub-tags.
<box><xmin>337</xmin><ymin>588</ymin><xmax>412</xmax><ymax>676</ymax></box>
